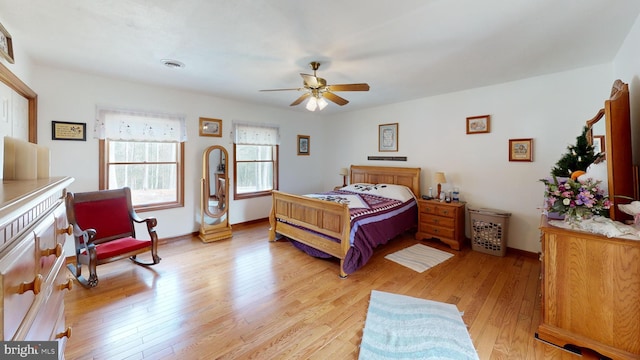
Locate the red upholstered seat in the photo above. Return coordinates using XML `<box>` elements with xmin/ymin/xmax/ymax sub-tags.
<box><xmin>83</xmin><ymin>237</ymin><xmax>153</xmax><ymax>260</ymax></box>
<box><xmin>66</xmin><ymin>187</ymin><xmax>161</xmax><ymax>288</ymax></box>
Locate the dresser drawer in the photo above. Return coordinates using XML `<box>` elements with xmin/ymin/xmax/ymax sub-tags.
<box><xmin>35</xmin><ymin>206</ymin><xmax>67</xmax><ymax>281</ymax></box>
<box><xmin>421</xmin><ymin>214</ymin><xmax>454</xmax><ymax>228</ymax></box>
<box><xmin>24</xmin><ymin>256</ymin><xmax>71</xmax><ymax>341</ymax></box>
<box><xmin>1</xmin><ymin>237</ymin><xmax>38</xmax><ymax>340</ymax></box>
<box><xmin>419</xmin><ymin>223</ymin><xmax>455</xmax><ymax>239</ymax></box>
<box><xmin>420</xmin><ymin>202</ymin><xmax>457</xmax><ymax>219</ymax></box>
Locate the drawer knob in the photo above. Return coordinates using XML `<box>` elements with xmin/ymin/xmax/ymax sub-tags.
<box><xmin>61</xmin><ymin>224</ymin><xmax>73</xmax><ymax>236</ymax></box>
<box><xmin>56</xmin><ymin>327</ymin><xmax>72</xmax><ymax>339</ymax></box>
<box><xmin>41</xmin><ymin>243</ymin><xmax>63</xmax><ymax>258</ymax></box>
<box><xmin>19</xmin><ymin>274</ymin><xmax>43</xmax><ymax>295</ymax></box>
<box><xmin>59</xmin><ymin>279</ymin><xmax>73</xmax><ymax>292</ymax></box>
<box><xmin>442</xmin><ymin>210</ymin><xmax>449</xmax><ymax>215</ymax></box>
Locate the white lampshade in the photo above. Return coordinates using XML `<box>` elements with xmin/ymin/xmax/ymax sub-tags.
<box><xmin>434</xmin><ymin>172</ymin><xmax>447</xmax><ymax>184</ymax></box>
<box><xmin>306</xmin><ymin>97</ymin><xmax>318</xmax><ymax>111</ymax></box>
<box><xmin>317</xmin><ymin>97</ymin><xmax>328</xmax><ymax>110</ymax></box>
<box><xmin>339</xmin><ymin>167</ymin><xmax>349</xmax><ymax>176</ymax></box>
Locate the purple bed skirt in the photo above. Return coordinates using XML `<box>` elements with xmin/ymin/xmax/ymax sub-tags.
<box><xmin>287</xmin><ymin>200</ymin><xmax>417</xmax><ymax>274</ymax></box>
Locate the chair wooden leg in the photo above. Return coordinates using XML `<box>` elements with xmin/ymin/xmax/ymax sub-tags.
<box><xmin>66</xmin><ymin>263</ymin><xmax>98</xmax><ymax>288</ymax></box>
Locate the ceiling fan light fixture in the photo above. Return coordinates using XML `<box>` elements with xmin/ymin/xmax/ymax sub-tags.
<box><xmin>306</xmin><ymin>96</ymin><xmax>318</xmax><ymax>111</ymax></box>
<box><xmin>317</xmin><ymin>97</ymin><xmax>328</xmax><ymax>110</ymax></box>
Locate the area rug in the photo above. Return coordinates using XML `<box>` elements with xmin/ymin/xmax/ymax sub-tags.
<box><xmin>384</xmin><ymin>244</ymin><xmax>454</xmax><ymax>273</ymax></box>
<box><xmin>359</xmin><ymin>290</ymin><xmax>479</xmax><ymax>360</ymax></box>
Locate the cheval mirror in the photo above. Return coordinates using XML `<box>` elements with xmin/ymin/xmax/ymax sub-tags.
<box><xmin>199</xmin><ymin>145</ymin><xmax>232</xmax><ymax>242</ymax></box>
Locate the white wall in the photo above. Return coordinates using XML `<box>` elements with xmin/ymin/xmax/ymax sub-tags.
<box><xmin>31</xmin><ymin>66</ymin><xmax>328</xmax><ymax>245</ymax></box>
<box><xmin>323</xmin><ymin>65</ymin><xmax>614</xmax><ymax>253</ymax></box>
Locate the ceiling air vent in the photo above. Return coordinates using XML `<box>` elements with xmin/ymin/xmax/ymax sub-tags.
<box><xmin>161</xmin><ymin>59</ymin><xmax>185</xmax><ymax>69</ymax></box>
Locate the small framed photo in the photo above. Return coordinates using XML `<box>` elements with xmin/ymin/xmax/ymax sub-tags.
<box><xmin>0</xmin><ymin>22</ymin><xmax>14</xmax><ymax>64</ymax></box>
<box><xmin>297</xmin><ymin>135</ymin><xmax>310</xmax><ymax>155</ymax></box>
<box><xmin>509</xmin><ymin>138</ymin><xmax>533</xmax><ymax>162</ymax></box>
<box><xmin>593</xmin><ymin>135</ymin><xmax>605</xmax><ymax>153</ymax></box>
<box><xmin>52</xmin><ymin>121</ymin><xmax>86</xmax><ymax>141</ymax></box>
<box><xmin>466</xmin><ymin>115</ymin><xmax>490</xmax><ymax>134</ymax></box>
<box><xmin>199</xmin><ymin>117</ymin><xmax>222</xmax><ymax>137</ymax></box>
<box><xmin>378</xmin><ymin>123</ymin><xmax>398</xmax><ymax>152</ymax></box>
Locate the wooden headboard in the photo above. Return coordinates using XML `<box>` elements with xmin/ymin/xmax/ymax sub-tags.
<box><xmin>350</xmin><ymin>165</ymin><xmax>421</xmax><ymax>197</ymax></box>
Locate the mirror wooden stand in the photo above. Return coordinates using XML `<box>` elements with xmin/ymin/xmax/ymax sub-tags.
<box><xmin>199</xmin><ymin>145</ymin><xmax>232</xmax><ymax>242</ymax></box>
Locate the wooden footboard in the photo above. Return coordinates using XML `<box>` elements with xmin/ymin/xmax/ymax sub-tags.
<box><xmin>269</xmin><ymin>165</ymin><xmax>421</xmax><ymax>278</ymax></box>
<box><xmin>269</xmin><ymin>190</ymin><xmax>351</xmax><ymax>277</ymax></box>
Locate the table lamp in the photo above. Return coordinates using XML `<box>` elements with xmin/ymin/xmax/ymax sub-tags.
<box><xmin>339</xmin><ymin>168</ymin><xmax>349</xmax><ymax>187</ymax></box>
<box><xmin>434</xmin><ymin>172</ymin><xmax>447</xmax><ymax>200</ymax></box>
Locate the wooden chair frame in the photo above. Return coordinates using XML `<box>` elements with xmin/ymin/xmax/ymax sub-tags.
<box><xmin>66</xmin><ymin>187</ymin><xmax>161</xmax><ymax>288</ymax></box>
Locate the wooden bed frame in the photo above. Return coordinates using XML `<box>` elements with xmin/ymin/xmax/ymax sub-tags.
<box><xmin>269</xmin><ymin>165</ymin><xmax>421</xmax><ymax>277</ymax></box>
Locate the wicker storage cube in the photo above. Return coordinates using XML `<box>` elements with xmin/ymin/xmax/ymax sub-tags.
<box><xmin>468</xmin><ymin>208</ymin><xmax>511</xmax><ymax>256</ymax></box>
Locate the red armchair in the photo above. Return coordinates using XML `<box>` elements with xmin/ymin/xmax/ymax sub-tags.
<box><xmin>65</xmin><ymin>187</ymin><xmax>161</xmax><ymax>288</ymax></box>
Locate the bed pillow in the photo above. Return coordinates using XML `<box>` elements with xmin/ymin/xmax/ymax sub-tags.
<box><xmin>341</xmin><ymin>183</ymin><xmax>415</xmax><ymax>202</ymax></box>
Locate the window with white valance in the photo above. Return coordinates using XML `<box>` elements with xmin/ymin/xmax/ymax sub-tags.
<box><xmin>95</xmin><ymin>107</ymin><xmax>187</xmax><ymax>142</ymax></box>
<box><xmin>233</xmin><ymin>122</ymin><xmax>279</xmax><ymax>199</ymax></box>
<box><xmin>233</xmin><ymin>122</ymin><xmax>279</xmax><ymax>145</ymax></box>
<box><xmin>96</xmin><ymin>106</ymin><xmax>185</xmax><ymax>211</ymax></box>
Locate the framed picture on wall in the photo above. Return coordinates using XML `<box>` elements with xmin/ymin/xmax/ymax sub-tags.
<box><xmin>466</xmin><ymin>115</ymin><xmax>490</xmax><ymax>134</ymax></box>
<box><xmin>52</xmin><ymin>121</ymin><xmax>86</xmax><ymax>141</ymax></box>
<box><xmin>297</xmin><ymin>135</ymin><xmax>310</xmax><ymax>155</ymax></box>
<box><xmin>378</xmin><ymin>123</ymin><xmax>398</xmax><ymax>152</ymax></box>
<box><xmin>199</xmin><ymin>117</ymin><xmax>222</xmax><ymax>137</ymax></box>
<box><xmin>593</xmin><ymin>135</ymin><xmax>605</xmax><ymax>153</ymax></box>
<box><xmin>509</xmin><ymin>138</ymin><xmax>533</xmax><ymax>162</ymax></box>
<box><xmin>0</xmin><ymin>22</ymin><xmax>14</xmax><ymax>64</ymax></box>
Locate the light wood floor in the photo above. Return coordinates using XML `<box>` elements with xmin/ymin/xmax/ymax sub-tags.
<box><xmin>64</xmin><ymin>221</ymin><xmax>584</xmax><ymax>360</ymax></box>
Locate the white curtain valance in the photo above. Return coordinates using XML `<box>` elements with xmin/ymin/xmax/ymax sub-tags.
<box><xmin>95</xmin><ymin>107</ymin><xmax>187</xmax><ymax>142</ymax></box>
<box><xmin>233</xmin><ymin>122</ymin><xmax>279</xmax><ymax>145</ymax></box>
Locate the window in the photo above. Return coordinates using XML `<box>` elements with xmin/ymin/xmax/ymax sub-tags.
<box><xmin>97</xmin><ymin>107</ymin><xmax>186</xmax><ymax>211</ymax></box>
<box><xmin>233</xmin><ymin>122</ymin><xmax>279</xmax><ymax>199</ymax></box>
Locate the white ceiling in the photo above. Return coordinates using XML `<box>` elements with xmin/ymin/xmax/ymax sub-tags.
<box><xmin>1</xmin><ymin>0</ymin><xmax>639</xmax><ymax>114</ymax></box>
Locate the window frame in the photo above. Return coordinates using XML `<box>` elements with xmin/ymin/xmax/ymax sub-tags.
<box><xmin>233</xmin><ymin>143</ymin><xmax>279</xmax><ymax>200</ymax></box>
<box><xmin>99</xmin><ymin>139</ymin><xmax>185</xmax><ymax>212</ymax></box>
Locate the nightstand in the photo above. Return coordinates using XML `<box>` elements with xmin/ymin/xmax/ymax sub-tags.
<box><xmin>415</xmin><ymin>199</ymin><xmax>466</xmax><ymax>250</ymax></box>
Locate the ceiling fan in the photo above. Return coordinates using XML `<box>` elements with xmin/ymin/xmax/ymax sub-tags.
<box><xmin>260</xmin><ymin>61</ymin><xmax>370</xmax><ymax>111</ymax></box>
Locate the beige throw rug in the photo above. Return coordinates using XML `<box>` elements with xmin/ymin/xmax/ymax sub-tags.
<box><xmin>384</xmin><ymin>244</ymin><xmax>454</xmax><ymax>273</ymax></box>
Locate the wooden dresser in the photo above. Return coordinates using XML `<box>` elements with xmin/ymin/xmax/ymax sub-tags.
<box><xmin>0</xmin><ymin>177</ymin><xmax>74</xmax><ymax>354</ymax></box>
<box><xmin>538</xmin><ymin>216</ymin><xmax>640</xmax><ymax>359</ymax></box>
<box><xmin>415</xmin><ymin>199</ymin><xmax>466</xmax><ymax>250</ymax></box>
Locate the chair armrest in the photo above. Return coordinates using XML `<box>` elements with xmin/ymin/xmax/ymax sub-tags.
<box><xmin>71</xmin><ymin>224</ymin><xmax>97</xmax><ymax>245</ymax></box>
<box><xmin>131</xmin><ymin>213</ymin><xmax>157</xmax><ymax>228</ymax></box>
<box><xmin>130</xmin><ymin>213</ymin><xmax>158</xmax><ymax>240</ymax></box>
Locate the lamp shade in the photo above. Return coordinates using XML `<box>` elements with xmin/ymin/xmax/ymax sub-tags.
<box><xmin>434</xmin><ymin>172</ymin><xmax>447</xmax><ymax>184</ymax></box>
<box><xmin>339</xmin><ymin>168</ymin><xmax>349</xmax><ymax>176</ymax></box>
<box><xmin>317</xmin><ymin>97</ymin><xmax>328</xmax><ymax>110</ymax></box>
<box><xmin>306</xmin><ymin>97</ymin><xmax>318</xmax><ymax>111</ymax></box>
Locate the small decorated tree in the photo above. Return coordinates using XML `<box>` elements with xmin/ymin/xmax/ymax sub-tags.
<box><xmin>551</xmin><ymin>125</ymin><xmax>599</xmax><ymax>177</ymax></box>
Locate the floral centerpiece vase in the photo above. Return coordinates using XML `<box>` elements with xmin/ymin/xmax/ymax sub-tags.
<box><xmin>540</xmin><ymin>175</ymin><xmax>611</xmax><ymax>224</ymax></box>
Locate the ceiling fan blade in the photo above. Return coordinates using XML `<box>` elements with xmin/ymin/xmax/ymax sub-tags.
<box><xmin>327</xmin><ymin>83</ymin><xmax>370</xmax><ymax>92</ymax></box>
<box><xmin>301</xmin><ymin>73</ymin><xmax>319</xmax><ymax>88</ymax></box>
<box><xmin>290</xmin><ymin>93</ymin><xmax>311</xmax><ymax>106</ymax></box>
<box><xmin>323</xmin><ymin>92</ymin><xmax>349</xmax><ymax>106</ymax></box>
<box><xmin>259</xmin><ymin>88</ymin><xmax>301</xmax><ymax>92</ymax></box>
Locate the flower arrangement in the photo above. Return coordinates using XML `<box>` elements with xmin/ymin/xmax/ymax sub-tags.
<box><xmin>540</xmin><ymin>176</ymin><xmax>611</xmax><ymax>221</ymax></box>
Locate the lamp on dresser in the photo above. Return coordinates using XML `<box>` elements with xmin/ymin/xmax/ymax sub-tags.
<box><xmin>434</xmin><ymin>172</ymin><xmax>446</xmax><ymax>200</ymax></box>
